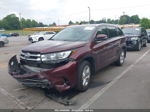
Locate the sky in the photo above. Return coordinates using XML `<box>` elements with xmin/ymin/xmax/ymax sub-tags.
<box><xmin>0</xmin><ymin>0</ymin><xmax>150</xmax><ymax>25</ymax></box>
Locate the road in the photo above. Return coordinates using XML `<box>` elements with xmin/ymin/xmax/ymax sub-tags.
<box><xmin>0</xmin><ymin>36</ymin><xmax>150</xmax><ymax>110</ymax></box>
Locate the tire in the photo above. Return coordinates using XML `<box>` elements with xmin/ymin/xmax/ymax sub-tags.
<box><xmin>76</xmin><ymin>61</ymin><xmax>91</xmax><ymax>92</ymax></box>
<box><xmin>115</xmin><ymin>49</ymin><xmax>125</xmax><ymax>66</ymax></box>
<box><xmin>38</xmin><ymin>37</ymin><xmax>44</xmax><ymax>41</ymax></box>
<box><xmin>136</xmin><ymin>41</ymin><xmax>142</xmax><ymax>51</ymax></box>
<box><xmin>143</xmin><ymin>40</ymin><xmax>147</xmax><ymax>47</ymax></box>
<box><xmin>0</xmin><ymin>42</ymin><xmax>4</xmax><ymax>47</ymax></box>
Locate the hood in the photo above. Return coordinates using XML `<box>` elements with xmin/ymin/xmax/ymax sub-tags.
<box><xmin>30</xmin><ymin>34</ymin><xmax>44</xmax><ymax>37</ymax></box>
<box><xmin>22</xmin><ymin>40</ymin><xmax>87</xmax><ymax>53</ymax></box>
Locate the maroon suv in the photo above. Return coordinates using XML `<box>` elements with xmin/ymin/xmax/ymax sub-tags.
<box><xmin>9</xmin><ymin>24</ymin><xmax>126</xmax><ymax>92</ymax></box>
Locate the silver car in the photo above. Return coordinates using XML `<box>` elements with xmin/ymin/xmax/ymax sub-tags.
<box><xmin>0</xmin><ymin>36</ymin><xmax>9</xmax><ymax>47</ymax></box>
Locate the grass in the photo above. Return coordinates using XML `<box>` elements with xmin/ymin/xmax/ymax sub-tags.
<box><xmin>0</xmin><ymin>30</ymin><xmax>35</xmax><ymax>36</ymax></box>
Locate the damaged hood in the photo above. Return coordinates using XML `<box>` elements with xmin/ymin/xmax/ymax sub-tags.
<box><xmin>22</xmin><ymin>40</ymin><xmax>87</xmax><ymax>53</ymax></box>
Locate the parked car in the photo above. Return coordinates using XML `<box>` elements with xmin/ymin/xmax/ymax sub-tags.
<box><xmin>146</xmin><ymin>29</ymin><xmax>150</xmax><ymax>43</ymax></box>
<box><xmin>0</xmin><ymin>28</ymin><xmax>5</xmax><ymax>31</ymax></box>
<box><xmin>10</xmin><ymin>33</ymin><xmax>19</xmax><ymax>36</ymax></box>
<box><xmin>9</xmin><ymin>24</ymin><xmax>126</xmax><ymax>92</ymax></box>
<box><xmin>0</xmin><ymin>33</ymin><xmax>11</xmax><ymax>37</ymax></box>
<box><xmin>28</xmin><ymin>31</ymin><xmax>56</xmax><ymax>43</ymax></box>
<box><xmin>122</xmin><ymin>27</ymin><xmax>148</xmax><ymax>51</ymax></box>
<box><xmin>0</xmin><ymin>36</ymin><xmax>9</xmax><ymax>47</ymax></box>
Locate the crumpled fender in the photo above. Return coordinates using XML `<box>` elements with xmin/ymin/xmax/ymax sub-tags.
<box><xmin>8</xmin><ymin>55</ymin><xmax>22</xmax><ymax>75</ymax></box>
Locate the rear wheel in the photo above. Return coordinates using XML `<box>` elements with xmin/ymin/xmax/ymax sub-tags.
<box><xmin>0</xmin><ymin>42</ymin><xmax>4</xmax><ymax>47</ymax></box>
<box><xmin>115</xmin><ymin>49</ymin><xmax>125</xmax><ymax>66</ymax></box>
<box><xmin>76</xmin><ymin>61</ymin><xmax>91</xmax><ymax>92</ymax></box>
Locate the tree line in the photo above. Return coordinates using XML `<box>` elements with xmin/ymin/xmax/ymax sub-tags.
<box><xmin>69</xmin><ymin>15</ymin><xmax>150</xmax><ymax>29</ymax></box>
<box><xmin>0</xmin><ymin>14</ymin><xmax>56</xmax><ymax>30</ymax></box>
<box><xmin>0</xmin><ymin>14</ymin><xmax>150</xmax><ymax>30</ymax></box>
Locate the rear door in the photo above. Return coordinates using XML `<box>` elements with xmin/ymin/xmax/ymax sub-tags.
<box><xmin>106</xmin><ymin>26</ymin><xmax>123</xmax><ymax>63</ymax></box>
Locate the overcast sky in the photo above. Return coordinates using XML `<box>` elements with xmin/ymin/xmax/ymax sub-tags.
<box><xmin>0</xmin><ymin>0</ymin><xmax>150</xmax><ymax>25</ymax></box>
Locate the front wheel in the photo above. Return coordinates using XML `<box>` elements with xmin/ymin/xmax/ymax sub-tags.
<box><xmin>115</xmin><ymin>49</ymin><xmax>125</xmax><ymax>66</ymax></box>
<box><xmin>76</xmin><ymin>61</ymin><xmax>91</xmax><ymax>92</ymax></box>
<box><xmin>136</xmin><ymin>41</ymin><xmax>142</xmax><ymax>51</ymax></box>
<box><xmin>143</xmin><ymin>40</ymin><xmax>147</xmax><ymax>47</ymax></box>
<box><xmin>38</xmin><ymin>37</ymin><xmax>44</xmax><ymax>41</ymax></box>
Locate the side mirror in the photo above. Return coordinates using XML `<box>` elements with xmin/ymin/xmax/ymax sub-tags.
<box><xmin>95</xmin><ymin>34</ymin><xmax>108</xmax><ymax>41</ymax></box>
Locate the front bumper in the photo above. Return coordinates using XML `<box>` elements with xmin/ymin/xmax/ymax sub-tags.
<box><xmin>8</xmin><ymin>55</ymin><xmax>78</xmax><ymax>92</ymax></box>
<box><xmin>126</xmin><ymin>40</ymin><xmax>138</xmax><ymax>49</ymax></box>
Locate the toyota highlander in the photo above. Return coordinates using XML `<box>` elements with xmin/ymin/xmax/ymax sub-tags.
<box><xmin>9</xmin><ymin>24</ymin><xmax>126</xmax><ymax>92</ymax></box>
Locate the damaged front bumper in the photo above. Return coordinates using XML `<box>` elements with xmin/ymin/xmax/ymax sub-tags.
<box><xmin>8</xmin><ymin>55</ymin><xmax>78</xmax><ymax>92</ymax></box>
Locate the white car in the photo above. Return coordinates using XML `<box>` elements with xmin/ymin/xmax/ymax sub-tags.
<box><xmin>0</xmin><ymin>36</ymin><xmax>9</xmax><ymax>47</ymax></box>
<box><xmin>28</xmin><ymin>31</ymin><xmax>56</xmax><ymax>43</ymax></box>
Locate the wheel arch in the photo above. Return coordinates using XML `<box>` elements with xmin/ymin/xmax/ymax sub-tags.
<box><xmin>78</xmin><ymin>55</ymin><xmax>96</xmax><ymax>74</ymax></box>
<box><xmin>122</xmin><ymin>45</ymin><xmax>127</xmax><ymax>58</ymax></box>
<box><xmin>38</xmin><ymin>37</ymin><xmax>44</xmax><ymax>41</ymax></box>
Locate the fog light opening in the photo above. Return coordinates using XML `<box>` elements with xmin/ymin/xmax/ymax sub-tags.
<box><xmin>63</xmin><ymin>77</ymin><xmax>70</xmax><ymax>86</ymax></box>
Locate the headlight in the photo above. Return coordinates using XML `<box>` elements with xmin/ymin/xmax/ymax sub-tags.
<box><xmin>41</xmin><ymin>50</ymin><xmax>72</xmax><ymax>62</ymax></box>
<box><xmin>130</xmin><ymin>37</ymin><xmax>138</xmax><ymax>40</ymax></box>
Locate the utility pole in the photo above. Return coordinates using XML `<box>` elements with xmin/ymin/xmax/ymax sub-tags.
<box><xmin>19</xmin><ymin>13</ymin><xmax>23</xmax><ymax>35</ymax></box>
<box><xmin>19</xmin><ymin>13</ymin><xmax>22</xmax><ymax>29</ymax></box>
<box><xmin>88</xmin><ymin>7</ymin><xmax>91</xmax><ymax>24</ymax></box>
<box><xmin>123</xmin><ymin>11</ymin><xmax>125</xmax><ymax>15</ymax></box>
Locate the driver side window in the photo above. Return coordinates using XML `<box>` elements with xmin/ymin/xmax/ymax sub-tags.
<box><xmin>96</xmin><ymin>26</ymin><xmax>108</xmax><ymax>36</ymax></box>
<box><xmin>96</xmin><ymin>26</ymin><xmax>108</xmax><ymax>39</ymax></box>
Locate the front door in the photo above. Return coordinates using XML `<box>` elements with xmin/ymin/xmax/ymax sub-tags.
<box><xmin>92</xmin><ymin>26</ymin><xmax>111</xmax><ymax>70</ymax></box>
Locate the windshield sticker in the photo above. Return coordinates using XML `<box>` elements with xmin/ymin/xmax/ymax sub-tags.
<box><xmin>84</xmin><ymin>27</ymin><xmax>95</xmax><ymax>30</ymax></box>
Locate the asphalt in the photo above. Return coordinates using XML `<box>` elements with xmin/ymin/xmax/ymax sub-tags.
<box><xmin>0</xmin><ymin>36</ymin><xmax>150</xmax><ymax>110</ymax></box>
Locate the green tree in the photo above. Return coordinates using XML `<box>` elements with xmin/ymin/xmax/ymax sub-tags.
<box><xmin>90</xmin><ymin>20</ymin><xmax>95</xmax><ymax>24</ymax></box>
<box><xmin>119</xmin><ymin>15</ymin><xmax>130</xmax><ymax>24</ymax></box>
<box><xmin>0</xmin><ymin>20</ymin><xmax>3</xmax><ymax>28</ymax></box>
<box><xmin>38</xmin><ymin>22</ymin><xmax>45</xmax><ymax>27</ymax></box>
<box><xmin>25</xmin><ymin>19</ymin><xmax>32</xmax><ymax>28</ymax></box>
<box><xmin>140</xmin><ymin>18</ymin><xmax>150</xmax><ymax>29</ymax></box>
<box><xmin>20</xmin><ymin>18</ymin><xmax>26</xmax><ymax>28</ymax></box>
<box><xmin>2</xmin><ymin>14</ymin><xmax>20</xmax><ymax>30</ymax></box>
<box><xmin>69</xmin><ymin>20</ymin><xmax>74</xmax><ymax>25</ymax></box>
<box><xmin>107</xmin><ymin>19</ymin><xmax>112</xmax><ymax>24</ymax></box>
<box><xmin>75</xmin><ymin>21</ymin><xmax>80</xmax><ymax>24</ymax></box>
<box><xmin>80</xmin><ymin>21</ymin><xmax>88</xmax><ymax>24</ymax></box>
<box><xmin>31</xmin><ymin>20</ymin><xmax>38</xmax><ymax>27</ymax></box>
<box><xmin>49</xmin><ymin>22</ymin><xmax>56</xmax><ymax>26</ymax></box>
<box><xmin>130</xmin><ymin>15</ymin><xmax>140</xmax><ymax>24</ymax></box>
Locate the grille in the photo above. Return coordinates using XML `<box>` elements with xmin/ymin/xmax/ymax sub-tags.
<box><xmin>20</xmin><ymin>51</ymin><xmax>69</xmax><ymax>69</ymax></box>
<box><xmin>20</xmin><ymin>51</ymin><xmax>41</xmax><ymax>61</ymax></box>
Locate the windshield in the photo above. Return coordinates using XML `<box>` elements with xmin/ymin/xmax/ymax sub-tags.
<box><xmin>122</xmin><ymin>28</ymin><xmax>141</xmax><ymax>35</ymax></box>
<box><xmin>51</xmin><ymin>26</ymin><xmax>95</xmax><ymax>41</ymax></box>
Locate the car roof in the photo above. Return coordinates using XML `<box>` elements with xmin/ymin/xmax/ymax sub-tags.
<box><xmin>68</xmin><ymin>23</ymin><xmax>118</xmax><ymax>28</ymax></box>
